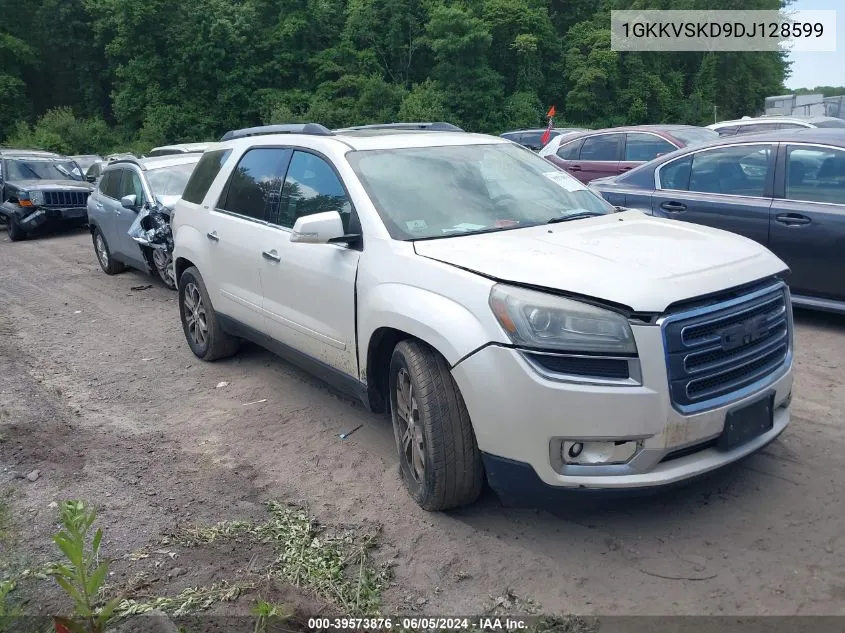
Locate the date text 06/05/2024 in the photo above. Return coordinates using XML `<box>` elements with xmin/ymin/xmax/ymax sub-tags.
<box><xmin>307</xmin><ymin>617</ymin><xmax>529</xmax><ymax>630</ymax></box>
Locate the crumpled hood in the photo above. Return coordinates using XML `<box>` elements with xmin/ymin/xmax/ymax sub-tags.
<box><xmin>11</xmin><ymin>179</ymin><xmax>93</xmax><ymax>191</ymax></box>
<box><xmin>413</xmin><ymin>211</ymin><xmax>788</xmax><ymax>313</ymax></box>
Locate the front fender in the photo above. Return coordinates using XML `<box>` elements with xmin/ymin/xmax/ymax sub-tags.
<box><xmin>359</xmin><ymin>283</ymin><xmax>495</xmax><ymax>368</ymax></box>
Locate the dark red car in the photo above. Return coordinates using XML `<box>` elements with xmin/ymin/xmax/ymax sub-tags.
<box><xmin>539</xmin><ymin>125</ymin><xmax>718</xmax><ymax>183</ymax></box>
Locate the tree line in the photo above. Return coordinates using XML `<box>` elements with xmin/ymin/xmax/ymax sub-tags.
<box><xmin>0</xmin><ymin>0</ymin><xmax>791</xmax><ymax>155</ymax></box>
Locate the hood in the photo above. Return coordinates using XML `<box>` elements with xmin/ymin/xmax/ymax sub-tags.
<box><xmin>413</xmin><ymin>211</ymin><xmax>788</xmax><ymax>313</ymax></box>
<box><xmin>11</xmin><ymin>179</ymin><xmax>93</xmax><ymax>191</ymax></box>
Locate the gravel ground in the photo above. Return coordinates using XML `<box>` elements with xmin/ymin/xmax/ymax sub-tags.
<box><xmin>1</xmin><ymin>227</ymin><xmax>844</xmax><ymax>617</ymax></box>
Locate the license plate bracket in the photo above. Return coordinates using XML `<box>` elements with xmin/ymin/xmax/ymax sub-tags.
<box><xmin>719</xmin><ymin>392</ymin><xmax>775</xmax><ymax>451</ymax></box>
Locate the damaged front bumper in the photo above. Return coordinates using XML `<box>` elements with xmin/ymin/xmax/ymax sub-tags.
<box><xmin>17</xmin><ymin>206</ymin><xmax>88</xmax><ymax>230</ymax></box>
<box><xmin>129</xmin><ymin>204</ymin><xmax>176</xmax><ymax>287</ymax></box>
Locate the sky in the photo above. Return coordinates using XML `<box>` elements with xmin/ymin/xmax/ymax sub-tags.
<box><xmin>785</xmin><ymin>0</ymin><xmax>845</xmax><ymax>89</ymax></box>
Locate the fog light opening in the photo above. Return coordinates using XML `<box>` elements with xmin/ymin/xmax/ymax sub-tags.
<box><xmin>561</xmin><ymin>439</ymin><xmax>639</xmax><ymax>466</ymax></box>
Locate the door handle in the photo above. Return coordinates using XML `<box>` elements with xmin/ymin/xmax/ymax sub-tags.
<box><xmin>660</xmin><ymin>201</ymin><xmax>687</xmax><ymax>212</ymax></box>
<box><xmin>206</xmin><ymin>231</ymin><xmax>219</xmax><ymax>242</ymax></box>
<box><xmin>262</xmin><ymin>249</ymin><xmax>281</xmax><ymax>262</ymax></box>
<box><xmin>620</xmin><ymin>166</ymin><xmax>634</xmax><ymax>172</ymax></box>
<box><xmin>569</xmin><ymin>164</ymin><xmax>582</xmax><ymax>172</ymax></box>
<box><xmin>775</xmin><ymin>213</ymin><xmax>811</xmax><ymax>226</ymax></box>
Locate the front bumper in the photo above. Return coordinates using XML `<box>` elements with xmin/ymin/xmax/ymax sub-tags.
<box><xmin>17</xmin><ymin>206</ymin><xmax>87</xmax><ymax>230</ymax></box>
<box><xmin>451</xmin><ymin>323</ymin><xmax>792</xmax><ymax>493</ymax></box>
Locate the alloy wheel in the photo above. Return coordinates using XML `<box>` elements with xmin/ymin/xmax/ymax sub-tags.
<box><xmin>395</xmin><ymin>367</ymin><xmax>425</xmax><ymax>483</ymax></box>
<box><xmin>183</xmin><ymin>282</ymin><xmax>208</xmax><ymax>348</ymax></box>
<box><xmin>95</xmin><ymin>233</ymin><xmax>109</xmax><ymax>268</ymax></box>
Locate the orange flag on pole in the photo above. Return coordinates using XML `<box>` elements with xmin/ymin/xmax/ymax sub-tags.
<box><xmin>546</xmin><ymin>105</ymin><xmax>556</xmax><ymax>118</ymax></box>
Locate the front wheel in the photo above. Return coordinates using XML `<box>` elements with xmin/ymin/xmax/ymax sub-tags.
<box><xmin>389</xmin><ymin>340</ymin><xmax>484</xmax><ymax>511</ymax></box>
<box><xmin>7</xmin><ymin>216</ymin><xmax>26</xmax><ymax>241</ymax></box>
<box><xmin>152</xmin><ymin>248</ymin><xmax>177</xmax><ymax>289</ymax></box>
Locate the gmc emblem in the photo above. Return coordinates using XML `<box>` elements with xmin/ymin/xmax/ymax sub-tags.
<box><xmin>719</xmin><ymin>315</ymin><xmax>768</xmax><ymax>351</ymax></box>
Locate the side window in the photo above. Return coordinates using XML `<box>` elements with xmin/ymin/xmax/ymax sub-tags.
<box><xmin>556</xmin><ymin>138</ymin><xmax>584</xmax><ymax>160</ymax></box>
<box><xmin>119</xmin><ymin>170</ymin><xmax>145</xmax><ymax>204</ymax></box>
<box><xmin>100</xmin><ymin>170</ymin><xmax>121</xmax><ymax>199</ymax></box>
<box><xmin>274</xmin><ymin>151</ymin><xmax>351</xmax><ymax>231</ymax></box>
<box><xmin>219</xmin><ymin>148</ymin><xmax>290</xmax><ymax>221</ymax></box>
<box><xmin>715</xmin><ymin>126</ymin><xmax>740</xmax><ymax>136</ymax></box>
<box><xmin>659</xmin><ymin>155</ymin><xmax>693</xmax><ymax>190</ymax></box>
<box><xmin>778</xmin><ymin>122</ymin><xmax>807</xmax><ymax>130</ymax></box>
<box><xmin>624</xmin><ymin>133</ymin><xmax>676</xmax><ymax>162</ymax></box>
<box><xmin>688</xmin><ymin>144</ymin><xmax>772</xmax><ymax>196</ymax></box>
<box><xmin>579</xmin><ymin>134</ymin><xmax>623</xmax><ymax>161</ymax></box>
<box><xmin>785</xmin><ymin>145</ymin><xmax>845</xmax><ymax>205</ymax></box>
<box><xmin>183</xmin><ymin>149</ymin><xmax>232</xmax><ymax>204</ymax></box>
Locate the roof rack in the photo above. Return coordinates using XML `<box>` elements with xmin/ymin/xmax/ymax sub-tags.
<box><xmin>334</xmin><ymin>122</ymin><xmax>464</xmax><ymax>132</ymax></box>
<box><xmin>107</xmin><ymin>158</ymin><xmax>144</xmax><ymax>169</ymax></box>
<box><xmin>220</xmin><ymin>123</ymin><xmax>333</xmax><ymax>142</ymax></box>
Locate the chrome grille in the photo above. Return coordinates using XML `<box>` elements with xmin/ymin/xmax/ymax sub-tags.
<box><xmin>44</xmin><ymin>190</ymin><xmax>88</xmax><ymax>207</ymax></box>
<box><xmin>662</xmin><ymin>283</ymin><xmax>791</xmax><ymax>411</ymax></box>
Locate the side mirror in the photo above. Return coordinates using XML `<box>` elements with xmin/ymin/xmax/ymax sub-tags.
<box><xmin>120</xmin><ymin>194</ymin><xmax>138</xmax><ymax>210</ymax></box>
<box><xmin>290</xmin><ymin>211</ymin><xmax>346</xmax><ymax>244</ymax></box>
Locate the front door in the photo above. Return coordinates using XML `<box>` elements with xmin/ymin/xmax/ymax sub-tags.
<box><xmin>768</xmin><ymin>143</ymin><xmax>845</xmax><ymax>301</ymax></box>
<box><xmin>260</xmin><ymin>149</ymin><xmax>360</xmax><ymax>377</ymax></box>
<box><xmin>651</xmin><ymin>143</ymin><xmax>776</xmax><ymax>247</ymax></box>
<box><xmin>114</xmin><ymin>168</ymin><xmax>149</xmax><ymax>269</ymax></box>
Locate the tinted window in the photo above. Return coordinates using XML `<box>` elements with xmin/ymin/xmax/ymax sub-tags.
<box><xmin>715</xmin><ymin>126</ymin><xmax>740</xmax><ymax>136</ymax></box>
<box><xmin>659</xmin><ymin>155</ymin><xmax>693</xmax><ymax>190</ymax></box>
<box><xmin>183</xmin><ymin>149</ymin><xmax>232</xmax><ymax>204</ymax></box>
<box><xmin>579</xmin><ymin>134</ymin><xmax>623</xmax><ymax>161</ymax></box>
<box><xmin>814</xmin><ymin>119</ymin><xmax>845</xmax><ymax>129</ymax></box>
<box><xmin>520</xmin><ymin>132</ymin><xmax>544</xmax><ymax>149</ymax></box>
<box><xmin>688</xmin><ymin>144</ymin><xmax>772</xmax><ymax>196</ymax></box>
<box><xmin>119</xmin><ymin>170</ymin><xmax>146</xmax><ymax>204</ymax></box>
<box><xmin>785</xmin><ymin>145</ymin><xmax>845</xmax><ymax>204</ymax></box>
<box><xmin>778</xmin><ymin>122</ymin><xmax>807</xmax><ymax>130</ymax></box>
<box><xmin>557</xmin><ymin>138</ymin><xmax>584</xmax><ymax>160</ymax></box>
<box><xmin>738</xmin><ymin>123</ymin><xmax>779</xmax><ymax>134</ymax></box>
<box><xmin>274</xmin><ymin>151</ymin><xmax>351</xmax><ymax>230</ymax></box>
<box><xmin>220</xmin><ymin>148</ymin><xmax>290</xmax><ymax>221</ymax></box>
<box><xmin>500</xmin><ymin>133</ymin><xmax>521</xmax><ymax>142</ymax></box>
<box><xmin>100</xmin><ymin>170</ymin><xmax>122</xmax><ymax>199</ymax></box>
<box><xmin>624</xmin><ymin>133</ymin><xmax>676</xmax><ymax>162</ymax></box>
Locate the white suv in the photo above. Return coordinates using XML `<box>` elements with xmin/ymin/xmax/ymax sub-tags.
<box><xmin>171</xmin><ymin>122</ymin><xmax>794</xmax><ymax>510</ymax></box>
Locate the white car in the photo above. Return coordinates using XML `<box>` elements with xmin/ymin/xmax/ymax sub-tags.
<box><xmin>171</xmin><ymin>122</ymin><xmax>794</xmax><ymax>510</ymax></box>
<box><xmin>707</xmin><ymin>115</ymin><xmax>845</xmax><ymax>137</ymax></box>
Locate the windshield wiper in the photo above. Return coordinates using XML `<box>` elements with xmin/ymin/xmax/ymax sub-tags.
<box><xmin>546</xmin><ymin>211</ymin><xmax>604</xmax><ymax>224</ymax></box>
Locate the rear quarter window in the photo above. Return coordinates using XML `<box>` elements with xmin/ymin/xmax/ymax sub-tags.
<box><xmin>182</xmin><ymin>149</ymin><xmax>232</xmax><ymax>204</ymax></box>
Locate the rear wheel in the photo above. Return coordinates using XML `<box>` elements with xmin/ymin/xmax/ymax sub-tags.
<box><xmin>92</xmin><ymin>228</ymin><xmax>125</xmax><ymax>274</ymax></box>
<box><xmin>389</xmin><ymin>340</ymin><xmax>484</xmax><ymax>511</ymax></box>
<box><xmin>178</xmin><ymin>266</ymin><xmax>239</xmax><ymax>361</ymax></box>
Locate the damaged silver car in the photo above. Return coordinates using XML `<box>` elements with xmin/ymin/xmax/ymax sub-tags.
<box><xmin>86</xmin><ymin>155</ymin><xmax>200</xmax><ymax>288</ymax></box>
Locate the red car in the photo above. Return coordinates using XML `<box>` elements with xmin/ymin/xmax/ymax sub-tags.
<box><xmin>539</xmin><ymin>125</ymin><xmax>718</xmax><ymax>183</ymax></box>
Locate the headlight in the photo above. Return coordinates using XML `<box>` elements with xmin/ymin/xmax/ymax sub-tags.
<box><xmin>489</xmin><ymin>284</ymin><xmax>637</xmax><ymax>354</ymax></box>
<box><xmin>29</xmin><ymin>191</ymin><xmax>45</xmax><ymax>206</ymax></box>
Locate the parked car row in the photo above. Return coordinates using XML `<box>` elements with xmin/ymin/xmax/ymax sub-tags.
<box><xmin>3</xmin><ymin>121</ymin><xmax>822</xmax><ymax>512</ymax></box>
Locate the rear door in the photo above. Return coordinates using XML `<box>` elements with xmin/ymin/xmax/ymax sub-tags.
<box><xmin>768</xmin><ymin>143</ymin><xmax>845</xmax><ymax>301</ymax></box>
<box><xmin>260</xmin><ymin>149</ymin><xmax>361</xmax><ymax>376</ymax></box>
<box><xmin>98</xmin><ymin>169</ymin><xmax>126</xmax><ymax>255</ymax></box>
<box><xmin>651</xmin><ymin>143</ymin><xmax>776</xmax><ymax>246</ymax></box>
<box><xmin>569</xmin><ymin>133</ymin><xmax>624</xmax><ymax>183</ymax></box>
<box><xmin>619</xmin><ymin>132</ymin><xmax>678</xmax><ymax>174</ymax></box>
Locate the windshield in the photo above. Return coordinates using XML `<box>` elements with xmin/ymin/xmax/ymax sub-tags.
<box><xmin>815</xmin><ymin>119</ymin><xmax>845</xmax><ymax>128</ymax></box>
<box><xmin>671</xmin><ymin>127</ymin><xmax>719</xmax><ymax>146</ymax></box>
<box><xmin>347</xmin><ymin>143</ymin><xmax>614</xmax><ymax>240</ymax></box>
<box><xmin>6</xmin><ymin>158</ymin><xmax>83</xmax><ymax>181</ymax></box>
<box><xmin>146</xmin><ymin>162</ymin><xmax>198</xmax><ymax>198</ymax></box>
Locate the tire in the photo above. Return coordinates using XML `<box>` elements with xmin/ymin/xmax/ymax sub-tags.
<box><xmin>389</xmin><ymin>339</ymin><xmax>484</xmax><ymax>511</ymax></box>
<box><xmin>178</xmin><ymin>266</ymin><xmax>239</xmax><ymax>361</ymax></box>
<box><xmin>7</xmin><ymin>216</ymin><xmax>26</xmax><ymax>242</ymax></box>
<box><xmin>92</xmin><ymin>228</ymin><xmax>125</xmax><ymax>275</ymax></box>
<box><xmin>152</xmin><ymin>248</ymin><xmax>177</xmax><ymax>290</ymax></box>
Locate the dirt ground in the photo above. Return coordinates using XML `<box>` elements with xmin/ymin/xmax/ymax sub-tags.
<box><xmin>1</xmin><ymin>226</ymin><xmax>844</xmax><ymax>618</ymax></box>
